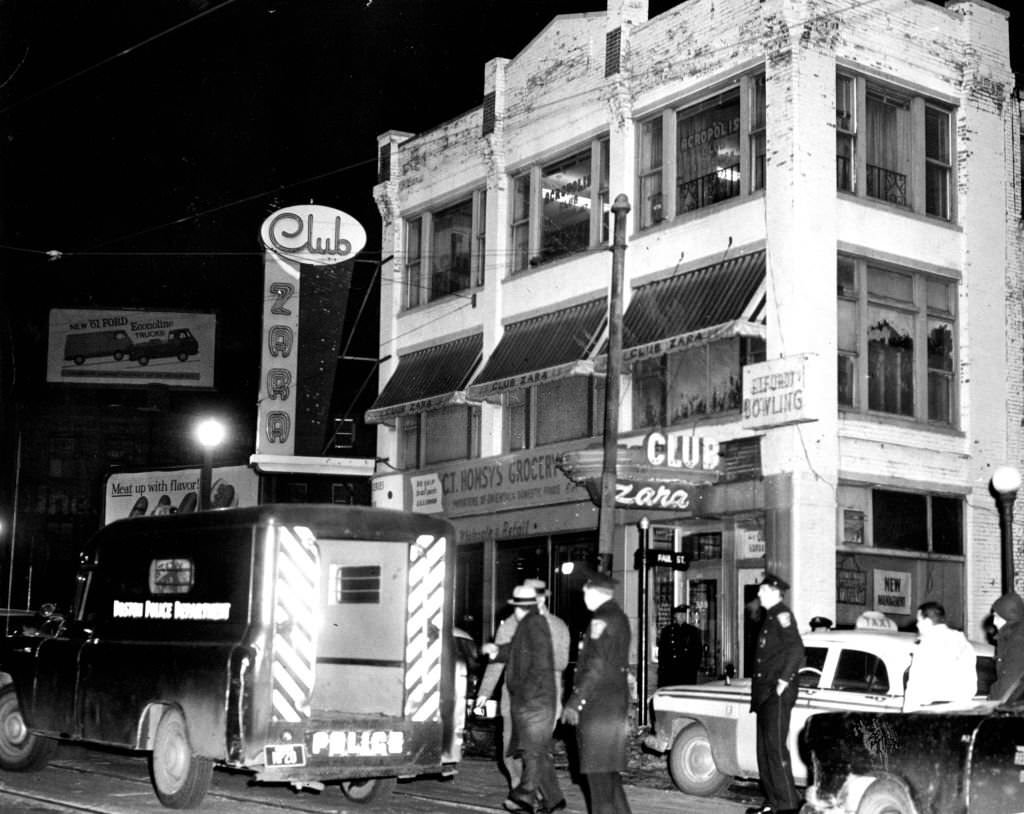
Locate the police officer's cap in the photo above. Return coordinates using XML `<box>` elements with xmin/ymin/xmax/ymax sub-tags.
<box><xmin>575</xmin><ymin>564</ymin><xmax>618</xmax><ymax>591</ymax></box>
<box><xmin>809</xmin><ymin>616</ymin><xmax>833</xmax><ymax>630</ymax></box>
<box><xmin>672</xmin><ymin>604</ymin><xmax>690</xmax><ymax>614</ymax></box>
<box><xmin>759</xmin><ymin>573</ymin><xmax>789</xmax><ymax>591</ymax></box>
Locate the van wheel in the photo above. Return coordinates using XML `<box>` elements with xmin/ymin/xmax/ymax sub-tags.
<box><xmin>136</xmin><ymin>356</ymin><xmax>150</xmax><ymax>366</ymax></box>
<box><xmin>856</xmin><ymin>777</ymin><xmax>918</xmax><ymax>814</ymax></box>
<box><xmin>667</xmin><ymin>723</ymin><xmax>731</xmax><ymax>796</ymax></box>
<box><xmin>177</xmin><ymin>352</ymin><xmax>189</xmax><ymax>362</ymax></box>
<box><xmin>72</xmin><ymin>356</ymin><xmax>85</xmax><ymax>366</ymax></box>
<box><xmin>0</xmin><ymin>686</ymin><xmax>57</xmax><ymax>771</ymax></box>
<box><xmin>149</xmin><ymin>707</ymin><xmax>212</xmax><ymax>809</ymax></box>
<box><xmin>113</xmin><ymin>351</ymin><xmax>125</xmax><ymax>361</ymax></box>
<box><xmin>339</xmin><ymin>776</ymin><xmax>396</xmax><ymax>803</ymax></box>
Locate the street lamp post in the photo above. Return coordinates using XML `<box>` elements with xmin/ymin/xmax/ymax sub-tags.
<box><xmin>636</xmin><ymin>516</ymin><xmax>650</xmax><ymax>727</ymax></box>
<box><xmin>992</xmin><ymin>465</ymin><xmax>1022</xmax><ymax>594</ymax></box>
<box><xmin>195</xmin><ymin>418</ymin><xmax>226</xmax><ymax>510</ymax></box>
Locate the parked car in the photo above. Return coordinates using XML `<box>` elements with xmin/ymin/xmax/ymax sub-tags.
<box><xmin>802</xmin><ymin>676</ymin><xmax>1024</xmax><ymax>814</ymax></box>
<box><xmin>643</xmin><ymin>625</ymin><xmax>995</xmax><ymax>796</ymax></box>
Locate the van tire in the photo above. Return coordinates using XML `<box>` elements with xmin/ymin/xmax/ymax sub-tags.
<box><xmin>177</xmin><ymin>352</ymin><xmax>189</xmax><ymax>362</ymax></box>
<box><xmin>113</xmin><ymin>351</ymin><xmax>125</xmax><ymax>361</ymax></box>
<box><xmin>136</xmin><ymin>355</ymin><xmax>150</xmax><ymax>366</ymax></box>
<box><xmin>72</xmin><ymin>356</ymin><xmax>85</xmax><ymax>366</ymax></box>
<box><xmin>667</xmin><ymin>723</ymin><xmax>731</xmax><ymax>797</ymax></box>
<box><xmin>856</xmin><ymin>777</ymin><xmax>918</xmax><ymax>814</ymax></box>
<box><xmin>0</xmin><ymin>686</ymin><xmax>57</xmax><ymax>771</ymax></box>
<box><xmin>339</xmin><ymin>776</ymin><xmax>397</xmax><ymax>803</ymax></box>
<box><xmin>149</xmin><ymin>707</ymin><xmax>212</xmax><ymax>809</ymax></box>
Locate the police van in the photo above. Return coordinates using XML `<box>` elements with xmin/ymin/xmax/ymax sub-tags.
<box><xmin>0</xmin><ymin>504</ymin><xmax>463</xmax><ymax>808</ymax></box>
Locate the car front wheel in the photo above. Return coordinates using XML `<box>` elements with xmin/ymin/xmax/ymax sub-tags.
<box><xmin>667</xmin><ymin>723</ymin><xmax>731</xmax><ymax>796</ymax></box>
<box><xmin>0</xmin><ymin>686</ymin><xmax>56</xmax><ymax>771</ymax></box>
<box><xmin>856</xmin><ymin>777</ymin><xmax>918</xmax><ymax>814</ymax></box>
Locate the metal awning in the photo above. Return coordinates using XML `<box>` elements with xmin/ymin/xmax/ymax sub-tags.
<box><xmin>600</xmin><ymin>250</ymin><xmax>766</xmax><ymax>367</ymax></box>
<box><xmin>466</xmin><ymin>298</ymin><xmax>607</xmax><ymax>400</ymax></box>
<box><xmin>365</xmin><ymin>333</ymin><xmax>482</xmax><ymax>424</ymax></box>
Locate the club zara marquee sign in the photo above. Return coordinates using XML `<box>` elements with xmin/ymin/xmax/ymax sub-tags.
<box><xmin>558</xmin><ymin>430</ymin><xmax>721</xmax><ymax>512</ymax></box>
<box><xmin>256</xmin><ymin>205</ymin><xmax>366</xmax><ymax>455</ymax></box>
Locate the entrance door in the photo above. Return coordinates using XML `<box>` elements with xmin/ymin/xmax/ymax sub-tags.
<box><xmin>688</xmin><ymin>579</ymin><xmax>718</xmax><ymax>679</ymax></box>
<box><xmin>738</xmin><ymin>567</ymin><xmax>765</xmax><ymax>678</ymax></box>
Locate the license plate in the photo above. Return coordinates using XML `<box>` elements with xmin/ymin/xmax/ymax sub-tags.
<box><xmin>265</xmin><ymin>743</ymin><xmax>306</xmax><ymax>767</ymax></box>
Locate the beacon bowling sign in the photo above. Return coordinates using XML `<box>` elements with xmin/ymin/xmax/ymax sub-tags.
<box><xmin>256</xmin><ymin>205</ymin><xmax>366</xmax><ymax>457</ymax></box>
<box><xmin>741</xmin><ymin>353</ymin><xmax>821</xmax><ymax>431</ymax></box>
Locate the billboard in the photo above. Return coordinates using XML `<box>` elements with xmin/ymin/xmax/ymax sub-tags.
<box><xmin>47</xmin><ymin>309</ymin><xmax>216</xmax><ymax>388</ymax></box>
<box><xmin>103</xmin><ymin>464</ymin><xmax>259</xmax><ymax>525</ymax></box>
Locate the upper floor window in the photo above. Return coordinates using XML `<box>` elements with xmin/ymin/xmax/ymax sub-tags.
<box><xmin>836</xmin><ymin>73</ymin><xmax>954</xmax><ymax>221</ymax></box>
<box><xmin>837</xmin><ymin>255</ymin><xmax>956</xmax><ymax>426</ymax></box>
<box><xmin>504</xmin><ymin>376</ymin><xmax>605</xmax><ymax>452</ymax></box>
<box><xmin>631</xmin><ymin>337</ymin><xmax>766</xmax><ymax>428</ymax></box>
<box><xmin>403</xmin><ymin>190</ymin><xmax>486</xmax><ymax>309</ymax></box>
<box><xmin>397</xmin><ymin>405</ymin><xmax>481</xmax><ymax>469</ymax></box>
<box><xmin>638</xmin><ymin>72</ymin><xmax>765</xmax><ymax>230</ymax></box>
<box><xmin>510</xmin><ymin>138</ymin><xmax>610</xmax><ymax>273</ymax></box>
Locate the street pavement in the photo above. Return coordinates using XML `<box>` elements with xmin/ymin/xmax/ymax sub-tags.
<box><xmin>403</xmin><ymin>755</ymin><xmax>755</xmax><ymax>813</ymax></box>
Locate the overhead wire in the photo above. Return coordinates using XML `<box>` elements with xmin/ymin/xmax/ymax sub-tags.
<box><xmin>0</xmin><ymin>0</ymin><xmax>246</xmax><ymax>115</ymax></box>
<box><xmin>8</xmin><ymin>0</ymin><xmax>919</xmax><ymax>256</ymax></box>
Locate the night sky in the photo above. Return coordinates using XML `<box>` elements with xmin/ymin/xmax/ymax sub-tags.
<box><xmin>0</xmin><ymin>0</ymin><xmax>1018</xmax><ymax>424</ymax></box>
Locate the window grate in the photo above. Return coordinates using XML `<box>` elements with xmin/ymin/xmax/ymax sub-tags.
<box><xmin>605</xmin><ymin>28</ymin><xmax>622</xmax><ymax>77</ymax></box>
<box><xmin>335</xmin><ymin>565</ymin><xmax>381</xmax><ymax>604</ymax></box>
<box><xmin>482</xmin><ymin>92</ymin><xmax>496</xmax><ymax>135</ymax></box>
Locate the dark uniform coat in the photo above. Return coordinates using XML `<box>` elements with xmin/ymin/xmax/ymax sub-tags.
<box><xmin>657</xmin><ymin>621</ymin><xmax>702</xmax><ymax>686</ymax></box>
<box><xmin>750</xmin><ymin>601</ymin><xmax>804</xmax><ymax>711</ymax></box>
<box><xmin>566</xmin><ymin>597</ymin><xmax>631</xmax><ymax>774</ymax></box>
<box><xmin>750</xmin><ymin>600</ymin><xmax>804</xmax><ymax>813</ymax></box>
<box><xmin>502</xmin><ymin>609</ymin><xmax>557</xmax><ymax>756</ymax></box>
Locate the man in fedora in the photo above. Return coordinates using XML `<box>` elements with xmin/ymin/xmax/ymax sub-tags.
<box><xmin>482</xmin><ymin>585</ymin><xmax>565</xmax><ymax>814</ymax></box>
<box><xmin>560</xmin><ymin>569</ymin><xmax>632</xmax><ymax>814</ymax></box>
<box><xmin>523</xmin><ymin>578</ymin><xmax>571</xmax><ymax>720</ymax></box>
<box><xmin>747</xmin><ymin>573</ymin><xmax>804</xmax><ymax>814</ymax></box>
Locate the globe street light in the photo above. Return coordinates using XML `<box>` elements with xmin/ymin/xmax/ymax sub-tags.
<box><xmin>195</xmin><ymin>418</ymin><xmax>227</xmax><ymax>510</ymax></box>
<box><xmin>992</xmin><ymin>465</ymin><xmax>1022</xmax><ymax>594</ymax></box>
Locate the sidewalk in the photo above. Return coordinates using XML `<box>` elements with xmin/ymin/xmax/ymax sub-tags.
<box><xmin>404</xmin><ymin>755</ymin><xmax>755</xmax><ymax>813</ymax></box>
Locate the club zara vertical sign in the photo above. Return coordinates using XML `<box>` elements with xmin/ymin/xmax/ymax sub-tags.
<box><xmin>256</xmin><ymin>206</ymin><xmax>366</xmax><ymax>457</ymax></box>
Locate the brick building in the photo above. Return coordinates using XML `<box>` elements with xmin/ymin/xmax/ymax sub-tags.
<box><xmin>369</xmin><ymin>0</ymin><xmax>1020</xmax><ymax>682</ymax></box>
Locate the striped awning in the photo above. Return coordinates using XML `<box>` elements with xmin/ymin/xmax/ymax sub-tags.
<box><xmin>603</xmin><ymin>250</ymin><xmax>766</xmax><ymax>367</ymax></box>
<box><xmin>365</xmin><ymin>333</ymin><xmax>482</xmax><ymax>424</ymax></box>
<box><xmin>466</xmin><ymin>298</ymin><xmax>607</xmax><ymax>400</ymax></box>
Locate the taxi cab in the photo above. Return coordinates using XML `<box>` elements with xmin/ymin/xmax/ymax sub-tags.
<box><xmin>644</xmin><ymin>615</ymin><xmax>994</xmax><ymax>796</ymax></box>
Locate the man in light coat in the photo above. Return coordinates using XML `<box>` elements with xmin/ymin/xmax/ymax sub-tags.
<box><xmin>903</xmin><ymin>601</ymin><xmax>977</xmax><ymax>711</ymax></box>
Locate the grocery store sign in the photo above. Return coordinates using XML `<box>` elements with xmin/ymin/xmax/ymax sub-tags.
<box><xmin>260</xmin><ymin>205</ymin><xmax>366</xmax><ymax>266</ymax></box>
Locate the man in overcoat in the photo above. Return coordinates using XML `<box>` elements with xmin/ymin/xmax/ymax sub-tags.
<box><xmin>560</xmin><ymin>570</ymin><xmax>632</xmax><ymax>814</ymax></box>
<box><xmin>747</xmin><ymin>573</ymin><xmax>804</xmax><ymax>814</ymax></box>
<box><xmin>657</xmin><ymin>603</ymin><xmax>702</xmax><ymax>686</ymax></box>
<box><xmin>483</xmin><ymin>585</ymin><xmax>565</xmax><ymax>814</ymax></box>
<box><xmin>990</xmin><ymin>591</ymin><xmax>1024</xmax><ymax>699</ymax></box>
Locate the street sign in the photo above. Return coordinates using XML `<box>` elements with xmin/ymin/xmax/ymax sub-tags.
<box><xmin>633</xmin><ymin>549</ymin><xmax>689</xmax><ymax>571</ymax></box>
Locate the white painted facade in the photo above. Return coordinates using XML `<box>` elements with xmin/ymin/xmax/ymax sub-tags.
<box><xmin>372</xmin><ymin>0</ymin><xmax>1020</xmax><ymax>681</ymax></box>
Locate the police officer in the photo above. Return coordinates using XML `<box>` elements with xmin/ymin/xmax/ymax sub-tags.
<box><xmin>657</xmin><ymin>604</ymin><xmax>702</xmax><ymax>686</ymax></box>
<box><xmin>560</xmin><ymin>570</ymin><xmax>632</xmax><ymax>814</ymax></box>
<box><xmin>747</xmin><ymin>573</ymin><xmax>804</xmax><ymax>814</ymax></box>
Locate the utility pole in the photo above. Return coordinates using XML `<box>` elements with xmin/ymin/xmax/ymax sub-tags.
<box><xmin>598</xmin><ymin>194</ymin><xmax>631</xmax><ymax>556</ymax></box>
